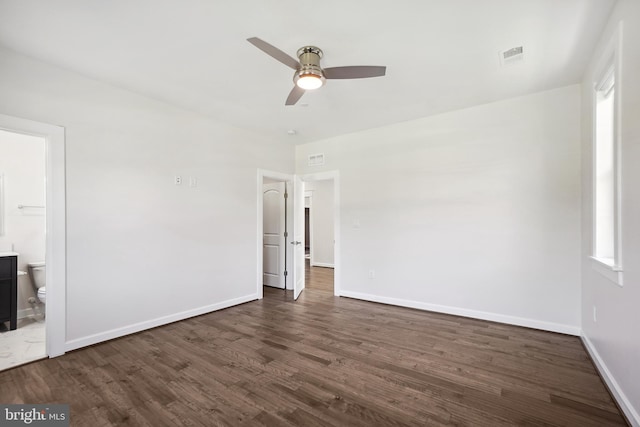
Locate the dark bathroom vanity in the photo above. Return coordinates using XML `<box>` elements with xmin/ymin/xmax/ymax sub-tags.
<box><xmin>0</xmin><ymin>253</ymin><xmax>18</xmax><ymax>331</ymax></box>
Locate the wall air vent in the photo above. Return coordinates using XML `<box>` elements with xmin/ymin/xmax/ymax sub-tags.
<box><xmin>308</xmin><ymin>153</ymin><xmax>325</xmax><ymax>166</ymax></box>
<box><xmin>500</xmin><ymin>46</ymin><xmax>524</xmax><ymax>67</ymax></box>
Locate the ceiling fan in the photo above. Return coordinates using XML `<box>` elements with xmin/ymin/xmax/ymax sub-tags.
<box><xmin>247</xmin><ymin>37</ymin><xmax>387</xmax><ymax>106</ymax></box>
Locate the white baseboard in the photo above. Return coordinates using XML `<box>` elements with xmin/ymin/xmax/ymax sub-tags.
<box><xmin>17</xmin><ymin>307</ymin><xmax>39</xmax><ymax>320</ymax></box>
<box><xmin>310</xmin><ymin>262</ymin><xmax>334</xmax><ymax>268</ymax></box>
<box><xmin>64</xmin><ymin>294</ymin><xmax>258</xmax><ymax>352</ymax></box>
<box><xmin>338</xmin><ymin>290</ymin><xmax>581</xmax><ymax>336</ymax></box>
<box><xmin>17</xmin><ymin>308</ymin><xmax>32</xmax><ymax>320</ymax></box>
<box><xmin>581</xmin><ymin>334</ymin><xmax>640</xmax><ymax>426</ymax></box>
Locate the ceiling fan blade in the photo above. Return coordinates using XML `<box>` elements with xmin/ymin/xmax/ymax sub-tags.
<box><xmin>323</xmin><ymin>66</ymin><xmax>386</xmax><ymax>79</ymax></box>
<box><xmin>285</xmin><ymin>86</ymin><xmax>305</xmax><ymax>106</ymax></box>
<box><xmin>247</xmin><ymin>37</ymin><xmax>299</xmax><ymax>70</ymax></box>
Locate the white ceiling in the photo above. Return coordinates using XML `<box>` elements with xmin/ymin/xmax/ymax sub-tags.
<box><xmin>0</xmin><ymin>0</ymin><xmax>615</xmax><ymax>144</ymax></box>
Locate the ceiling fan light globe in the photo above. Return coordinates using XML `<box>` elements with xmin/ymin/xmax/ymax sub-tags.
<box><xmin>296</xmin><ymin>74</ymin><xmax>323</xmax><ymax>90</ymax></box>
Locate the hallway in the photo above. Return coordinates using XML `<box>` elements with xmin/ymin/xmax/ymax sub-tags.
<box><xmin>305</xmin><ymin>259</ymin><xmax>333</xmax><ymax>293</ymax></box>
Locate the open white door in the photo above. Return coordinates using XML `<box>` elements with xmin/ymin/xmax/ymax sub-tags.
<box><xmin>292</xmin><ymin>175</ymin><xmax>305</xmax><ymax>299</ymax></box>
<box><xmin>262</xmin><ymin>182</ymin><xmax>286</xmax><ymax>288</ymax></box>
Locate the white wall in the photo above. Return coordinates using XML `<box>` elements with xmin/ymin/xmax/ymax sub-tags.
<box><xmin>296</xmin><ymin>85</ymin><xmax>582</xmax><ymax>334</ymax></box>
<box><xmin>305</xmin><ymin>180</ymin><xmax>334</xmax><ymax>267</ymax></box>
<box><xmin>0</xmin><ymin>46</ymin><xmax>293</xmax><ymax>350</ymax></box>
<box><xmin>0</xmin><ymin>130</ymin><xmax>45</xmax><ymax>312</ymax></box>
<box><xmin>580</xmin><ymin>0</ymin><xmax>640</xmax><ymax>424</ymax></box>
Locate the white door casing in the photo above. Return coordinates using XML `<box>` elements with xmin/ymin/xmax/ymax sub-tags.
<box><xmin>263</xmin><ymin>182</ymin><xmax>286</xmax><ymax>288</ymax></box>
<box><xmin>292</xmin><ymin>175</ymin><xmax>305</xmax><ymax>300</ymax></box>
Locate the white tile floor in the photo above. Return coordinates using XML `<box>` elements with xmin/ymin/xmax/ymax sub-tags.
<box><xmin>0</xmin><ymin>317</ymin><xmax>46</xmax><ymax>371</ymax></box>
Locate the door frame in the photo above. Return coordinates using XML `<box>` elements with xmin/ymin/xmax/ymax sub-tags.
<box><xmin>304</xmin><ymin>191</ymin><xmax>313</xmax><ymax>262</ymax></box>
<box><xmin>299</xmin><ymin>171</ymin><xmax>341</xmax><ymax>296</ymax></box>
<box><xmin>257</xmin><ymin>169</ymin><xmax>293</xmax><ymax>299</ymax></box>
<box><xmin>0</xmin><ymin>113</ymin><xmax>66</xmax><ymax>357</ymax></box>
<box><xmin>257</xmin><ymin>169</ymin><xmax>340</xmax><ymax>298</ymax></box>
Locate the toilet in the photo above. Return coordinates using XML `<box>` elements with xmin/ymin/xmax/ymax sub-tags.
<box><xmin>27</xmin><ymin>261</ymin><xmax>46</xmax><ymax>304</ymax></box>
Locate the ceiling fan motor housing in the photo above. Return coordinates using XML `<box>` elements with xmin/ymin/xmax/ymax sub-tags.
<box><xmin>294</xmin><ymin>46</ymin><xmax>325</xmax><ymax>86</ymax></box>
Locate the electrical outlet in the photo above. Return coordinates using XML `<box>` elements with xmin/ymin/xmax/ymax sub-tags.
<box><xmin>593</xmin><ymin>306</ymin><xmax>597</xmax><ymax>322</ymax></box>
<box><xmin>189</xmin><ymin>176</ymin><xmax>198</xmax><ymax>188</ymax></box>
<box><xmin>368</xmin><ymin>270</ymin><xmax>375</xmax><ymax>279</ymax></box>
<box><xmin>174</xmin><ymin>175</ymin><xmax>182</xmax><ymax>185</ymax></box>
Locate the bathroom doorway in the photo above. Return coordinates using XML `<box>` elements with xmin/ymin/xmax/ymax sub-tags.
<box><xmin>0</xmin><ymin>129</ymin><xmax>47</xmax><ymax>370</ymax></box>
<box><xmin>0</xmin><ymin>113</ymin><xmax>66</xmax><ymax>367</ymax></box>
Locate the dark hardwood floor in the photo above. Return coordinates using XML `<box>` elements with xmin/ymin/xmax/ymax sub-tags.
<box><xmin>0</xmin><ymin>284</ymin><xmax>626</xmax><ymax>426</ymax></box>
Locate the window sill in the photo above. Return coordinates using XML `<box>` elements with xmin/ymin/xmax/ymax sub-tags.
<box><xmin>590</xmin><ymin>256</ymin><xmax>623</xmax><ymax>286</ymax></box>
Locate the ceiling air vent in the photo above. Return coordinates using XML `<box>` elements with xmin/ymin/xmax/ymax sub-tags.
<box><xmin>500</xmin><ymin>46</ymin><xmax>524</xmax><ymax>67</ymax></box>
<box><xmin>308</xmin><ymin>153</ymin><xmax>325</xmax><ymax>166</ymax></box>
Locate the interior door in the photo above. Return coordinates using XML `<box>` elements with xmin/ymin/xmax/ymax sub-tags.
<box><xmin>263</xmin><ymin>182</ymin><xmax>286</xmax><ymax>288</ymax></box>
<box><xmin>292</xmin><ymin>176</ymin><xmax>305</xmax><ymax>299</ymax></box>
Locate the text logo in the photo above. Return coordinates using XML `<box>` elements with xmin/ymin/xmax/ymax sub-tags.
<box><xmin>1</xmin><ymin>405</ymin><xmax>69</xmax><ymax>426</ymax></box>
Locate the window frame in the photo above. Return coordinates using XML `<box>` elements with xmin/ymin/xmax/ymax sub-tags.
<box><xmin>590</xmin><ymin>22</ymin><xmax>623</xmax><ymax>287</ymax></box>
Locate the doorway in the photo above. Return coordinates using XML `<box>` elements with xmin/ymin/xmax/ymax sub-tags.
<box><xmin>257</xmin><ymin>170</ymin><xmax>340</xmax><ymax>300</ymax></box>
<box><xmin>262</xmin><ymin>179</ymin><xmax>287</xmax><ymax>290</ymax></box>
<box><xmin>258</xmin><ymin>171</ymin><xmax>295</xmax><ymax>300</ymax></box>
<box><xmin>303</xmin><ymin>178</ymin><xmax>336</xmax><ymax>294</ymax></box>
<box><xmin>0</xmin><ymin>129</ymin><xmax>46</xmax><ymax>370</ymax></box>
<box><xmin>0</xmin><ymin>114</ymin><xmax>66</xmax><ymax>362</ymax></box>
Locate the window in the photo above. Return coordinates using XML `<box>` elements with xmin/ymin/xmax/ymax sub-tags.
<box><xmin>594</xmin><ymin>67</ymin><xmax>616</xmax><ymax>263</ymax></box>
<box><xmin>591</xmin><ymin>23</ymin><xmax>623</xmax><ymax>286</ymax></box>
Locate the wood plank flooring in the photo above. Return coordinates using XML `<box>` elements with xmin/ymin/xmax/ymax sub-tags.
<box><xmin>0</xmin><ymin>287</ymin><xmax>627</xmax><ymax>426</ymax></box>
<box><xmin>305</xmin><ymin>259</ymin><xmax>334</xmax><ymax>293</ymax></box>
